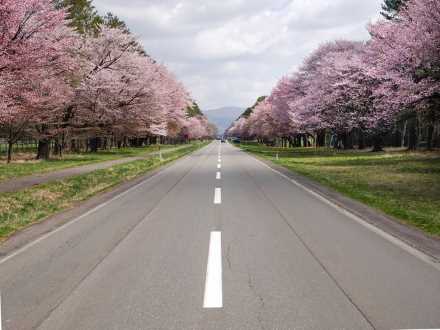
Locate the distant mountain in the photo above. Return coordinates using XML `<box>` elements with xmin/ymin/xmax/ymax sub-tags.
<box><xmin>204</xmin><ymin>106</ymin><xmax>244</xmax><ymax>135</ymax></box>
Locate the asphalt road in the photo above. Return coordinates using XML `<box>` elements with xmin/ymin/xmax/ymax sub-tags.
<box><xmin>0</xmin><ymin>141</ymin><xmax>439</xmax><ymax>329</ymax></box>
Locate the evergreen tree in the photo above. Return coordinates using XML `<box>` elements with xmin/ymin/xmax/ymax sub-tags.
<box><xmin>381</xmin><ymin>0</ymin><xmax>408</xmax><ymax>19</ymax></box>
<box><xmin>102</xmin><ymin>12</ymin><xmax>129</xmax><ymax>32</ymax></box>
<box><xmin>100</xmin><ymin>12</ymin><xmax>149</xmax><ymax>55</ymax></box>
<box><xmin>240</xmin><ymin>96</ymin><xmax>266</xmax><ymax>118</ymax></box>
<box><xmin>186</xmin><ymin>102</ymin><xmax>203</xmax><ymax>117</ymax></box>
<box><xmin>54</xmin><ymin>0</ymin><xmax>102</xmax><ymax>35</ymax></box>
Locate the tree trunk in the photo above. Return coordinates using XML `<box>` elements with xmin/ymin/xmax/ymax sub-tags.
<box><xmin>426</xmin><ymin>124</ymin><xmax>434</xmax><ymax>150</ymax></box>
<box><xmin>401</xmin><ymin>120</ymin><xmax>407</xmax><ymax>148</ymax></box>
<box><xmin>7</xmin><ymin>141</ymin><xmax>13</xmax><ymax>164</ymax></box>
<box><xmin>89</xmin><ymin>137</ymin><xmax>99</xmax><ymax>153</ymax></box>
<box><xmin>344</xmin><ymin>131</ymin><xmax>354</xmax><ymax>150</ymax></box>
<box><xmin>358</xmin><ymin>130</ymin><xmax>365</xmax><ymax>150</ymax></box>
<box><xmin>434</xmin><ymin>124</ymin><xmax>440</xmax><ymax>148</ymax></box>
<box><xmin>302</xmin><ymin>135</ymin><xmax>307</xmax><ymax>148</ymax></box>
<box><xmin>54</xmin><ymin>139</ymin><xmax>63</xmax><ymax>157</ymax></box>
<box><xmin>371</xmin><ymin>135</ymin><xmax>384</xmax><ymax>152</ymax></box>
<box><xmin>317</xmin><ymin>130</ymin><xmax>325</xmax><ymax>147</ymax></box>
<box><xmin>37</xmin><ymin>139</ymin><xmax>51</xmax><ymax>160</ymax></box>
<box><xmin>408</xmin><ymin>122</ymin><xmax>417</xmax><ymax>150</ymax></box>
<box><xmin>71</xmin><ymin>139</ymin><xmax>77</xmax><ymax>153</ymax></box>
<box><xmin>337</xmin><ymin>133</ymin><xmax>346</xmax><ymax>149</ymax></box>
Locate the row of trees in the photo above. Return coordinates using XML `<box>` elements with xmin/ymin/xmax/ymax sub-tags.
<box><xmin>227</xmin><ymin>0</ymin><xmax>439</xmax><ymax>150</ymax></box>
<box><xmin>0</xmin><ymin>0</ymin><xmax>215</xmax><ymax>162</ymax></box>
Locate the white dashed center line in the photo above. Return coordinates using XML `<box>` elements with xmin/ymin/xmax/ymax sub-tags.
<box><xmin>217</xmin><ymin>164</ymin><xmax>221</xmax><ymax>169</ymax></box>
<box><xmin>214</xmin><ymin>188</ymin><xmax>222</xmax><ymax>204</ymax></box>
<box><xmin>216</xmin><ymin>172</ymin><xmax>221</xmax><ymax>180</ymax></box>
<box><xmin>203</xmin><ymin>231</ymin><xmax>223</xmax><ymax>308</ymax></box>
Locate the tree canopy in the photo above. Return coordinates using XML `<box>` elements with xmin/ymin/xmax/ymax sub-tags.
<box><xmin>240</xmin><ymin>96</ymin><xmax>266</xmax><ymax>119</ymax></box>
<box><xmin>227</xmin><ymin>0</ymin><xmax>440</xmax><ymax>150</ymax></box>
<box><xmin>54</xmin><ymin>0</ymin><xmax>102</xmax><ymax>34</ymax></box>
<box><xmin>0</xmin><ymin>0</ymin><xmax>215</xmax><ymax>162</ymax></box>
<box><xmin>381</xmin><ymin>0</ymin><xmax>408</xmax><ymax>19</ymax></box>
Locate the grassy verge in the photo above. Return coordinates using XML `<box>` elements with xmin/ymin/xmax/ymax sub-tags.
<box><xmin>238</xmin><ymin>142</ymin><xmax>440</xmax><ymax>237</ymax></box>
<box><xmin>0</xmin><ymin>142</ymin><xmax>208</xmax><ymax>241</ymax></box>
<box><xmin>0</xmin><ymin>144</ymin><xmax>180</xmax><ymax>182</ymax></box>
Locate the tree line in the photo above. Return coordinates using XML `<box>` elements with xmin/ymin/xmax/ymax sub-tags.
<box><xmin>0</xmin><ymin>0</ymin><xmax>216</xmax><ymax>163</ymax></box>
<box><xmin>227</xmin><ymin>0</ymin><xmax>439</xmax><ymax>151</ymax></box>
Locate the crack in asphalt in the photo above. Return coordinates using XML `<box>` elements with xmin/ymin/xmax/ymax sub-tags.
<box><xmin>32</xmin><ymin>144</ymin><xmax>214</xmax><ymax>330</ymax></box>
<box><xmin>226</xmin><ymin>243</ymin><xmax>232</xmax><ymax>271</ymax></box>
<box><xmin>238</xmin><ymin>147</ymin><xmax>376</xmax><ymax>330</ymax></box>
<box><xmin>246</xmin><ymin>271</ymin><xmax>266</xmax><ymax>330</ymax></box>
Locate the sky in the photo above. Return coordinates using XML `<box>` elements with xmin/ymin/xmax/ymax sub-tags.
<box><xmin>93</xmin><ymin>0</ymin><xmax>383</xmax><ymax>110</ymax></box>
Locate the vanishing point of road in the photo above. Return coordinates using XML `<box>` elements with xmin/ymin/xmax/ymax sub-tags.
<box><xmin>0</xmin><ymin>142</ymin><xmax>439</xmax><ymax>329</ymax></box>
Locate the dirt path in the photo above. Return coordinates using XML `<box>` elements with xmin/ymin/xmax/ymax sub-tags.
<box><xmin>0</xmin><ymin>147</ymin><xmax>183</xmax><ymax>194</ymax></box>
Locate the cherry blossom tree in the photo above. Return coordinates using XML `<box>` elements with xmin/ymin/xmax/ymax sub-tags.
<box><xmin>0</xmin><ymin>1</ymin><xmax>228</xmax><ymax>162</ymax></box>
<box><xmin>0</xmin><ymin>0</ymin><xmax>74</xmax><ymax>162</ymax></box>
<box><xmin>229</xmin><ymin>41</ymin><xmax>399</xmax><ymax>149</ymax></box>
<box><xmin>368</xmin><ymin>0</ymin><xmax>440</xmax><ymax>149</ymax></box>
<box><xmin>228</xmin><ymin>0</ymin><xmax>439</xmax><ymax>150</ymax></box>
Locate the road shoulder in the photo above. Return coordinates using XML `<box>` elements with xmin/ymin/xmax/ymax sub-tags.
<box><xmin>239</xmin><ymin>147</ymin><xmax>440</xmax><ymax>262</ymax></box>
<box><xmin>0</xmin><ymin>156</ymin><xmax>179</xmax><ymax>259</ymax></box>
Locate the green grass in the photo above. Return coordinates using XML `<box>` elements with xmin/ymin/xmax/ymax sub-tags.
<box><xmin>0</xmin><ymin>144</ymin><xmax>180</xmax><ymax>182</ymax></box>
<box><xmin>239</xmin><ymin>142</ymin><xmax>440</xmax><ymax>236</ymax></box>
<box><xmin>0</xmin><ymin>142</ymin><xmax>207</xmax><ymax>240</ymax></box>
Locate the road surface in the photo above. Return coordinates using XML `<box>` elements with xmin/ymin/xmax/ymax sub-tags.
<box><xmin>0</xmin><ymin>141</ymin><xmax>439</xmax><ymax>329</ymax></box>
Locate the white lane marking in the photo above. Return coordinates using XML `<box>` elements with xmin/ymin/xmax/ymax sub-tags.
<box><xmin>217</xmin><ymin>164</ymin><xmax>221</xmax><ymax>169</ymax></box>
<box><xmin>203</xmin><ymin>231</ymin><xmax>223</xmax><ymax>308</ymax></box>
<box><xmin>246</xmin><ymin>150</ymin><xmax>440</xmax><ymax>271</ymax></box>
<box><xmin>0</xmin><ymin>144</ymin><xmax>213</xmax><ymax>266</ymax></box>
<box><xmin>216</xmin><ymin>172</ymin><xmax>221</xmax><ymax>180</ymax></box>
<box><xmin>0</xmin><ymin>292</ymin><xmax>2</xmax><ymax>330</ymax></box>
<box><xmin>214</xmin><ymin>188</ymin><xmax>222</xmax><ymax>204</ymax></box>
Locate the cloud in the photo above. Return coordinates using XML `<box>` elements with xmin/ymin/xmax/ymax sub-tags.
<box><xmin>93</xmin><ymin>0</ymin><xmax>383</xmax><ymax>110</ymax></box>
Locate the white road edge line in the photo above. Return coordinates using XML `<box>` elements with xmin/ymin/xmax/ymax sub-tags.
<box><xmin>216</xmin><ymin>172</ymin><xmax>221</xmax><ymax>180</ymax></box>
<box><xmin>214</xmin><ymin>188</ymin><xmax>222</xmax><ymax>204</ymax></box>
<box><xmin>203</xmin><ymin>231</ymin><xmax>223</xmax><ymax>308</ymax></box>
<box><xmin>249</xmin><ymin>152</ymin><xmax>440</xmax><ymax>271</ymax></box>
<box><xmin>0</xmin><ymin>292</ymin><xmax>2</xmax><ymax>330</ymax></box>
<box><xmin>0</xmin><ymin>144</ymin><xmax>213</xmax><ymax>266</ymax></box>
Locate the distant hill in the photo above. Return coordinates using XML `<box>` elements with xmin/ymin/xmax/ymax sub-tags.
<box><xmin>204</xmin><ymin>106</ymin><xmax>244</xmax><ymax>135</ymax></box>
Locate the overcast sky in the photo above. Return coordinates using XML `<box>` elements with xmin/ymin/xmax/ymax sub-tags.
<box><xmin>93</xmin><ymin>0</ymin><xmax>383</xmax><ymax>110</ymax></box>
